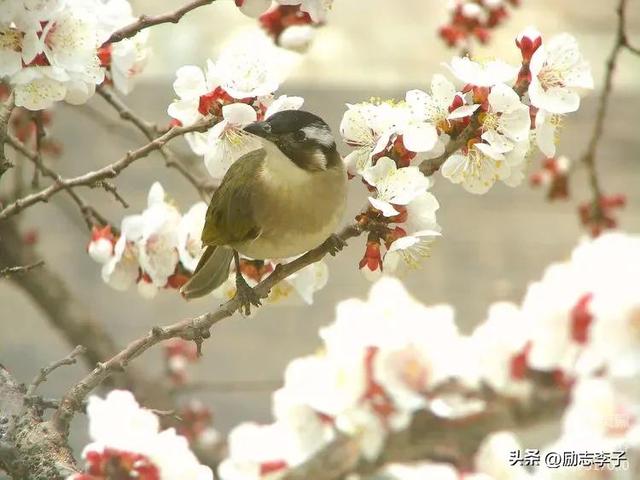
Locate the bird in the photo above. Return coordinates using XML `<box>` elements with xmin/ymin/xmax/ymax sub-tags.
<box><xmin>180</xmin><ymin>110</ymin><xmax>347</xmax><ymax>313</ymax></box>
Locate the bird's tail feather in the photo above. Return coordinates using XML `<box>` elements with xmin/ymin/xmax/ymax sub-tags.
<box><xmin>180</xmin><ymin>246</ymin><xmax>234</xmax><ymax>300</ymax></box>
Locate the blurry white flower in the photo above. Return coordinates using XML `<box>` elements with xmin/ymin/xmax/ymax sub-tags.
<box><xmin>178</xmin><ymin>202</ymin><xmax>207</xmax><ymax>272</ymax></box>
<box><xmin>218</xmin><ymin>422</ymin><xmax>290</xmax><ymax>480</ymax></box>
<box><xmin>471</xmin><ymin>302</ymin><xmax>532</xmax><ymax>397</ymax></box>
<box><xmin>335</xmin><ymin>405</ymin><xmax>387</xmax><ymax>461</ymax></box>
<box><xmin>272</xmin><ymin>388</ymin><xmax>336</xmax><ymax>464</ymax></box>
<box><xmin>475</xmin><ymin>432</ymin><xmax>533</xmax><ymax>480</ymax></box>
<box><xmin>362</xmin><ymin>157</ymin><xmax>432</xmax><ymax>216</ymax></box>
<box><xmin>71</xmin><ymin>390</ymin><xmax>213</xmax><ymax>480</ymax></box>
<box><xmin>279</xmin><ymin>24</ymin><xmax>316</xmax><ymax>52</ymax></box>
<box><xmin>383</xmin><ymin>462</ymin><xmax>460</xmax><ymax>480</ymax></box>
<box><xmin>563</xmin><ymin>378</ymin><xmax>640</xmax><ymax>447</ymax></box>
<box><xmin>529</xmin><ymin>33</ymin><xmax>593</xmax><ymax>114</ymax></box>
<box><xmin>447</xmin><ymin>57</ymin><xmax>519</xmax><ymax>87</ymax></box>
<box><xmin>283</xmin><ymin>352</ymin><xmax>367</xmax><ymax>417</ymax></box>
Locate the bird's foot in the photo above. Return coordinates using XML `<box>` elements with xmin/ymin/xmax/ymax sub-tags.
<box><xmin>324</xmin><ymin>234</ymin><xmax>348</xmax><ymax>256</ymax></box>
<box><xmin>234</xmin><ymin>274</ymin><xmax>262</xmax><ymax>316</ymax></box>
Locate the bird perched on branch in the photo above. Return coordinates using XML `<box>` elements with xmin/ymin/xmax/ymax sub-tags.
<box><xmin>180</xmin><ymin>110</ymin><xmax>347</xmax><ymax>313</ymax></box>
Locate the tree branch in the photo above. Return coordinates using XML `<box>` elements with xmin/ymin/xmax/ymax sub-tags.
<box><xmin>105</xmin><ymin>0</ymin><xmax>218</xmax><ymax>45</ymax></box>
<box><xmin>97</xmin><ymin>85</ymin><xmax>215</xmax><ymax>198</ymax></box>
<box><xmin>26</xmin><ymin>346</ymin><xmax>87</xmax><ymax>398</ymax></box>
<box><xmin>0</xmin><ymin>117</ymin><xmax>216</xmax><ymax>221</ymax></box>
<box><xmin>53</xmin><ymin>223</ymin><xmax>364</xmax><ymax>434</ymax></box>
<box><xmin>0</xmin><ymin>260</ymin><xmax>44</xmax><ymax>279</ymax></box>
<box><xmin>0</xmin><ymin>90</ymin><xmax>15</xmax><ymax>179</ymax></box>
<box><xmin>6</xmin><ymin>133</ymin><xmax>111</xmax><ymax>229</ymax></box>
<box><xmin>579</xmin><ymin>0</ymin><xmax>630</xmax><ymax>217</ymax></box>
<box><xmin>0</xmin><ymin>365</ymin><xmax>78</xmax><ymax>479</ymax></box>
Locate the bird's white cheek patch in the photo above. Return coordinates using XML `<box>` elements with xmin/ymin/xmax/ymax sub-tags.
<box><xmin>302</xmin><ymin>126</ymin><xmax>335</xmax><ymax>149</ymax></box>
<box><xmin>311</xmin><ymin>149</ymin><xmax>328</xmax><ymax>170</ymax></box>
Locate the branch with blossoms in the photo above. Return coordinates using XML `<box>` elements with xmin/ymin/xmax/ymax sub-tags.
<box><xmin>2</xmin><ymin>1</ymin><xmax>638</xmax><ymax>480</ymax></box>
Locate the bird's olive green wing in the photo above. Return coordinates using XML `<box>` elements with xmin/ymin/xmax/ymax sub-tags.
<box><xmin>201</xmin><ymin>148</ymin><xmax>265</xmax><ymax>246</ymax></box>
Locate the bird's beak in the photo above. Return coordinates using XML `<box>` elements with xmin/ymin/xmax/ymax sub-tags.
<box><xmin>243</xmin><ymin>121</ymin><xmax>275</xmax><ymax>141</ymax></box>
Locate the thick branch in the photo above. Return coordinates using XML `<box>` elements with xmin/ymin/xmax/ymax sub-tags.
<box><xmin>53</xmin><ymin>224</ymin><xmax>363</xmax><ymax>434</ymax></box>
<box><xmin>0</xmin><ymin>365</ymin><xmax>78</xmax><ymax>479</ymax></box>
<box><xmin>0</xmin><ymin>117</ymin><xmax>215</xmax><ymax>221</ymax></box>
<box><xmin>105</xmin><ymin>0</ymin><xmax>218</xmax><ymax>44</ymax></box>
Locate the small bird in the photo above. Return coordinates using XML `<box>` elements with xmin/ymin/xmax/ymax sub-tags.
<box><xmin>180</xmin><ymin>110</ymin><xmax>347</xmax><ymax>312</ymax></box>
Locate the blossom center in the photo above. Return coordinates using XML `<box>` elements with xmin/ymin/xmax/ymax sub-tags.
<box><xmin>480</xmin><ymin>111</ymin><xmax>500</xmax><ymax>132</ymax></box>
<box><xmin>537</xmin><ymin>66</ymin><xmax>565</xmax><ymax>91</ymax></box>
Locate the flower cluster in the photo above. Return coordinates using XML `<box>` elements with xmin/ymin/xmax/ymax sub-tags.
<box><xmin>218</xmin><ymin>232</ymin><xmax>640</xmax><ymax>479</ymax></box>
<box><xmin>340</xmin><ymin>28</ymin><xmax>593</xmax><ymax>276</ymax></box>
<box><xmin>167</xmin><ymin>37</ymin><xmax>303</xmax><ymax>182</ymax></box>
<box><xmin>87</xmin><ymin>182</ymin><xmax>202</xmax><ymax>298</ymax></box>
<box><xmin>88</xmin><ymin>182</ymin><xmax>329</xmax><ymax>304</ymax></box>
<box><xmin>69</xmin><ymin>390</ymin><xmax>214</xmax><ymax>480</ymax></box>
<box><xmin>439</xmin><ymin>0</ymin><xmax>520</xmax><ymax>50</ymax></box>
<box><xmin>1</xmin><ymin>0</ymin><xmax>148</xmax><ymax>110</ymax></box>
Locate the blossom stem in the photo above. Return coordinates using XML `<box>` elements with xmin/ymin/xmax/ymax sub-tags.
<box><xmin>580</xmin><ymin>0</ymin><xmax>630</xmax><ymax>219</ymax></box>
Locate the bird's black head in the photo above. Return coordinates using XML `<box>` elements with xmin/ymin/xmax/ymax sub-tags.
<box><xmin>243</xmin><ymin>110</ymin><xmax>339</xmax><ymax>172</ymax></box>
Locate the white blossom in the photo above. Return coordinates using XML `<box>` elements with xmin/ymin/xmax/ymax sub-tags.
<box><xmin>362</xmin><ymin>157</ymin><xmax>432</xmax><ymax>216</ymax></box>
<box><xmin>529</xmin><ymin>33</ymin><xmax>593</xmax><ymax>114</ymax></box>
<box><xmin>178</xmin><ymin>202</ymin><xmax>207</xmax><ymax>273</ymax></box>
<box><xmin>447</xmin><ymin>57</ymin><xmax>519</xmax><ymax>87</ymax></box>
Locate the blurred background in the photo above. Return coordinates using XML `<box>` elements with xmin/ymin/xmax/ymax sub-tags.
<box><xmin>1</xmin><ymin>0</ymin><xmax>639</xmax><ymax>452</ymax></box>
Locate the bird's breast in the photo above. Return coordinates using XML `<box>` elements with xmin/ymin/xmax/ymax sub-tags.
<box><xmin>235</xmin><ymin>152</ymin><xmax>346</xmax><ymax>260</ymax></box>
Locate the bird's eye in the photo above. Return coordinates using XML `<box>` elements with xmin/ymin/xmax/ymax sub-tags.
<box><xmin>262</xmin><ymin>123</ymin><xmax>272</xmax><ymax>133</ymax></box>
<box><xmin>294</xmin><ymin>129</ymin><xmax>306</xmax><ymax>141</ymax></box>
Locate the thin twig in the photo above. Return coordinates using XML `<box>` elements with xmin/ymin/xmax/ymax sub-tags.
<box><xmin>0</xmin><ymin>117</ymin><xmax>216</xmax><ymax>221</ymax></box>
<box><xmin>30</xmin><ymin>111</ymin><xmax>45</xmax><ymax>188</ymax></box>
<box><xmin>25</xmin><ymin>346</ymin><xmax>87</xmax><ymax>398</ymax></box>
<box><xmin>105</xmin><ymin>0</ymin><xmax>218</xmax><ymax>45</ymax></box>
<box><xmin>6</xmin><ymin>134</ymin><xmax>110</xmax><ymax>229</ymax></box>
<box><xmin>53</xmin><ymin>224</ymin><xmax>363</xmax><ymax>434</ymax></box>
<box><xmin>97</xmin><ymin>85</ymin><xmax>215</xmax><ymax>198</ymax></box>
<box><xmin>579</xmin><ymin>0</ymin><xmax>629</xmax><ymax>219</ymax></box>
<box><xmin>0</xmin><ymin>260</ymin><xmax>44</xmax><ymax>279</ymax></box>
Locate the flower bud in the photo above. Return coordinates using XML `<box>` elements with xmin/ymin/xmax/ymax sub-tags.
<box><xmin>516</xmin><ymin>27</ymin><xmax>542</xmax><ymax>62</ymax></box>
